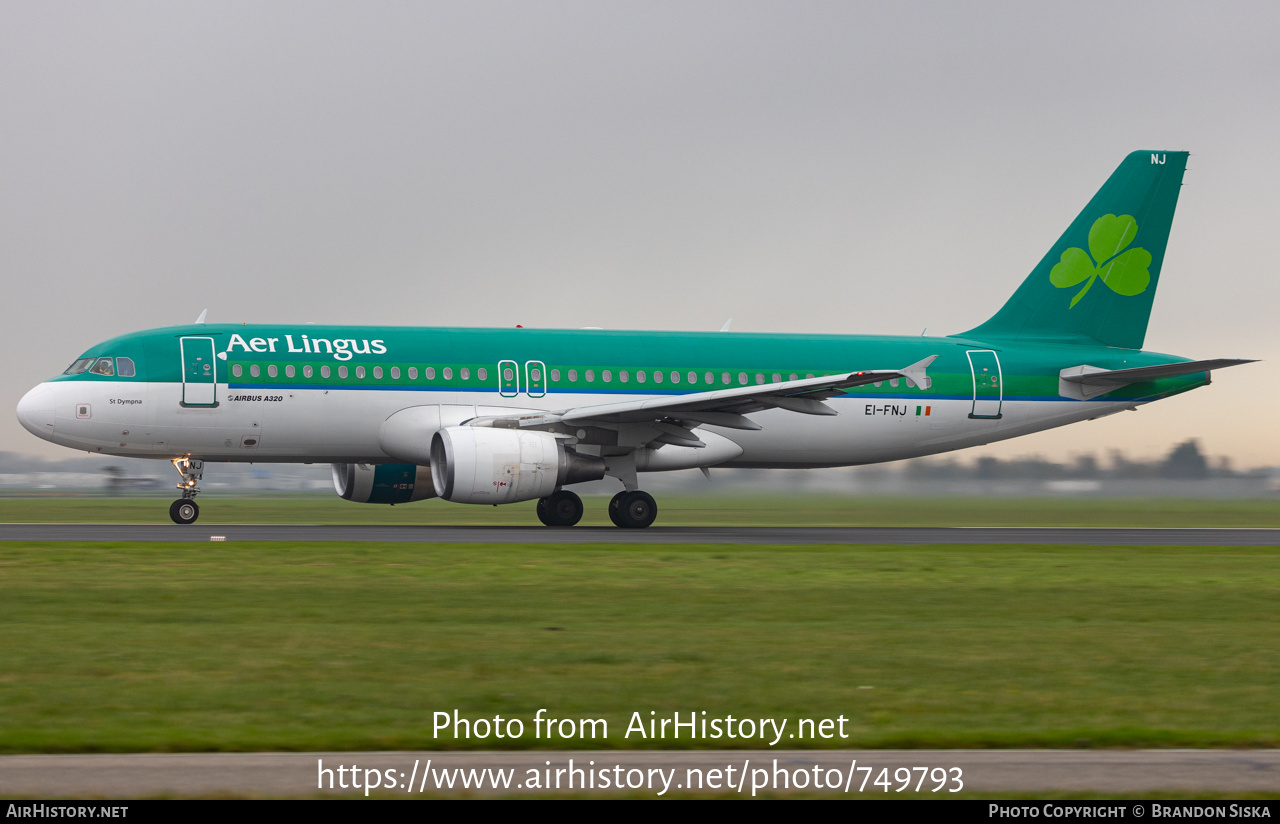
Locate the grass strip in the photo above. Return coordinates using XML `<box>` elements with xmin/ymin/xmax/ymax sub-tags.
<box><xmin>2</xmin><ymin>541</ymin><xmax>1278</xmax><ymax>753</ymax></box>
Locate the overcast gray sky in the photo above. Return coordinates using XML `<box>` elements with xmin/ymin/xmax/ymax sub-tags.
<box><xmin>3</xmin><ymin>1</ymin><xmax>1277</xmax><ymax>467</ymax></box>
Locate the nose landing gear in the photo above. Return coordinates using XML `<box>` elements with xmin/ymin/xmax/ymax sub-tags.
<box><xmin>169</xmin><ymin>457</ymin><xmax>204</xmax><ymax>524</ymax></box>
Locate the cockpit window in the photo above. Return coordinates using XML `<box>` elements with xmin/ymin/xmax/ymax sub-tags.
<box><xmin>116</xmin><ymin>357</ymin><xmax>136</xmax><ymax>377</ymax></box>
<box><xmin>88</xmin><ymin>358</ymin><xmax>115</xmax><ymax>377</ymax></box>
<box><xmin>64</xmin><ymin>358</ymin><xmax>95</xmax><ymax>375</ymax></box>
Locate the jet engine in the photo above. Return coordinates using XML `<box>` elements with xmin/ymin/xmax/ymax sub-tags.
<box><xmin>429</xmin><ymin>427</ymin><xmax>606</xmax><ymax>504</ymax></box>
<box><xmin>331</xmin><ymin>463</ymin><xmax>437</xmax><ymax>504</ymax></box>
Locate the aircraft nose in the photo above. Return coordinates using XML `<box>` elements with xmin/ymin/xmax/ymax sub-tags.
<box><xmin>17</xmin><ymin>384</ymin><xmax>56</xmax><ymax>441</ymax></box>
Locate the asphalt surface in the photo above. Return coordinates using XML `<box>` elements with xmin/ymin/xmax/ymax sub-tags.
<box><xmin>1</xmin><ymin>523</ymin><xmax>1277</xmax><ymax>544</ymax></box>
<box><xmin>2</xmin><ymin>750</ymin><xmax>1278</xmax><ymax>797</ymax></box>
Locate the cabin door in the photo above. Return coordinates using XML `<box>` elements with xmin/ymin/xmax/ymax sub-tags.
<box><xmin>180</xmin><ymin>336</ymin><xmax>219</xmax><ymax>407</ymax></box>
<box><xmin>967</xmin><ymin>349</ymin><xmax>1003</xmax><ymax>419</ymax></box>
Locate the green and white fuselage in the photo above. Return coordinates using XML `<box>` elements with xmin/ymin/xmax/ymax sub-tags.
<box><xmin>19</xmin><ymin>324</ymin><xmax>1208</xmax><ymax>466</ymax></box>
<box><xmin>14</xmin><ymin>151</ymin><xmax>1254</xmax><ymax>526</ymax></box>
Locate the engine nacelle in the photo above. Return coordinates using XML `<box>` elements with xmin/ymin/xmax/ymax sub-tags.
<box><xmin>430</xmin><ymin>427</ymin><xmax>605</xmax><ymax>504</ymax></box>
<box><xmin>331</xmin><ymin>463</ymin><xmax>437</xmax><ymax>504</ymax></box>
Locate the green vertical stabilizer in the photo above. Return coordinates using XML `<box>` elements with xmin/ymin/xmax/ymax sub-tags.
<box><xmin>964</xmin><ymin>151</ymin><xmax>1188</xmax><ymax>349</ymax></box>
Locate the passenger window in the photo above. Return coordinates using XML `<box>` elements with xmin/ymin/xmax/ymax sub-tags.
<box><xmin>339</xmin><ymin>366</ymin><xmax>349</xmax><ymax>379</ymax></box>
<box><xmin>285</xmin><ymin>365</ymin><xmax>295</xmax><ymax>378</ymax></box>
<box><xmin>268</xmin><ymin>365</ymin><xmax>278</xmax><ymax>378</ymax></box>
<box><xmin>568</xmin><ymin>369</ymin><xmax>577</xmax><ymax>382</ymax></box>
<box><xmin>672</xmin><ymin>371</ymin><xmax>680</xmax><ymax>384</ymax></box>
<box><xmin>232</xmin><ymin>364</ymin><xmax>243</xmax><ymax>378</ymax></box>
<box><xmin>321</xmin><ymin>365</ymin><xmax>331</xmax><ymax>378</ymax></box>
<box><xmin>603</xmin><ymin>370</ymin><xmax>612</xmax><ymax>383</ymax></box>
<box><xmin>357</xmin><ymin>366</ymin><xmax>367</xmax><ymax>379</ymax></box>
<box><xmin>636</xmin><ymin>371</ymin><xmax>646</xmax><ymax>383</ymax></box>
<box><xmin>550</xmin><ymin>369</ymin><xmax>560</xmax><ymax>382</ymax></box>
<box><xmin>63</xmin><ymin>358</ymin><xmax>95</xmax><ymax>375</ymax></box>
<box><xmin>738</xmin><ymin>373</ymin><xmax>748</xmax><ymax>385</ymax></box>
<box><xmin>443</xmin><ymin>367</ymin><xmax>453</xmax><ymax>380</ymax></box>
<box><xmin>772</xmin><ymin>373</ymin><xmax>781</xmax><ymax>383</ymax></box>
<box><xmin>806</xmin><ymin>373</ymin><xmax>814</xmax><ymax>379</ymax></box>
<box><xmin>789</xmin><ymin>373</ymin><xmax>798</xmax><ymax>381</ymax></box>
<box><xmin>585</xmin><ymin>370</ymin><xmax>594</xmax><ymax>382</ymax></box>
<box><xmin>303</xmin><ymin>365</ymin><xmax>313</xmax><ymax>378</ymax></box>
<box><xmin>756</xmin><ymin>373</ymin><xmax>765</xmax><ymax>385</ymax></box>
<box><xmin>650</xmin><ymin>371</ymin><xmax>659</xmax><ymax>384</ymax></box>
<box><xmin>461</xmin><ymin>367</ymin><xmax>470</xmax><ymax>380</ymax></box>
<box><xmin>619</xmin><ymin>370</ymin><xmax>628</xmax><ymax>383</ymax></box>
<box><xmin>423</xmin><ymin>367</ymin><xmax>433</xmax><ymax>380</ymax></box>
<box><xmin>250</xmin><ymin>364</ymin><xmax>260</xmax><ymax>378</ymax></box>
<box><xmin>704</xmin><ymin>372</ymin><xmax>712</xmax><ymax>384</ymax></box>
<box><xmin>407</xmin><ymin>367</ymin><xmax>417</xmax><ymax>379</ymax></box>
<box><xmin>478</xmin><ymin>367</ymin><xmax>487</xmax><ymax>381</ymax></box>
<box><xmin>116</xmin><ymin>357</ymin><xmax>136</xmax><ymax>377</ymax></box>
<box><xmin>530</xmin><ymin>367</ymin><xmax>540</xmax><ymax>382</ymax></box>
<box><xmin>89</xmin><ymin>358</ymin><xmax>115</xmax><ymax>376</ymax></box>
<box><xmin>371</xmin><ymin>366</ymin><xmax>381</xmax><ymax>379</ymax></box>
<box><xmin>390</xmin><ymin>367</ymin><xmax>399</xmax><ymax>379</ymax></box>
<box><xmin>721</xmin><ymin>372</ymin><xmax>730</xmax><ymax>385</ymax></box>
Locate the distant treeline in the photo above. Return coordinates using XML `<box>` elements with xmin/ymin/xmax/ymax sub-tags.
<box><xmin>903</xmin><ymin>440</ymin><xmax>1264</xmax><ymax>481</ymax></box>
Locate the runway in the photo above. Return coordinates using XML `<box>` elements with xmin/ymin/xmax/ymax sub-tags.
<box><xmin>1</xmin><ymin>524</ymin><xmax>1277</xmax><ymax>544</ymax></box>
<box><xmin>3</xmin><ymin>749</ymin><xmax>1279</xmax><ymax>797</ymax></box>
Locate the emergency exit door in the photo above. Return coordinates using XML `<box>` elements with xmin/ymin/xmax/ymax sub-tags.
<box><xmin>525</xmin><ymin>361</ymin><xmax>546</xmax><ymax>398</ymax></box>
<box><xmin>498</xmin><ymin>360</ymin><xmax>519</xmax><ymax>398</ymax></box>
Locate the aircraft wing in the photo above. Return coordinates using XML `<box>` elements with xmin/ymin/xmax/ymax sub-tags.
<box><xmin>468</xmin><ymin>356</ymin><xmax>937</xmax><ymax>436</ymax></box>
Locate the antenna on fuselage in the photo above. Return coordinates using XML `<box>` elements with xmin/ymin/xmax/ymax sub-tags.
<box><xmin>195</xmin><ymin>309</ymin><xmax>208</xmax><ymax>324</ymax></box>
<box><xmin>720</xmin><ymin>318</ymin><xmax>732</xmax><ymax>332</ymax></box>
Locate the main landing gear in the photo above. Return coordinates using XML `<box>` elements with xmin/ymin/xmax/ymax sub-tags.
<box><xmin>169</xmin><ymin>457</ymin><xmax>204</xmax><ymax>524</ymax></box>
<box><xmin>608</xmin><ymin>490</ymin><xmax>658</xmax><ymax>529</ymax></box>
<box><xmin>534</xmin><ymin>488</ymin><xmax>658</xmax><ymax>528</ymax></box>
<box><xmin>536</xmin><ymin>490</ymin><xmax>584</xmax><ymax>527</ymax></box>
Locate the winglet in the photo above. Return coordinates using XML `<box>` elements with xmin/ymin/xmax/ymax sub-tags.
<box><xmin>900</xmin><ymin>355</ymin><xmax>937</xmax><ymax>390</ymax></box>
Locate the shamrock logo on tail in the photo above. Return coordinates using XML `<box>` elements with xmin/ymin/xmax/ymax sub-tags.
<box><xmin>1049</xmin><ymin>214</ymin><xmax>1152</xmax><ymax>307</ymax></box>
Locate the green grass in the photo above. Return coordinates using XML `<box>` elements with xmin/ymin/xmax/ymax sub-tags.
<box><xmin>2</xmin><ymin>541</ymin><xmax>1278</xmax><ymax>753</ymax></box>
<box><xmin>1</xmin><ymin>495</ymin><xmax>1277</xmax><ymax>527</ymax></box>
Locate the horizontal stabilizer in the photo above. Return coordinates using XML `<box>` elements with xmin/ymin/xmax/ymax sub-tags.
<box><xmin>1059</xmin><ymin>358</ymin><xmax>1256</xmax><ymax>400</ymax></box>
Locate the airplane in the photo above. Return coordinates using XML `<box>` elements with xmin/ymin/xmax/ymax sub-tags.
<box><xmin>16</xmin><ymin>150</ymin><xmax>1254</xmax><ymax>527</ymax></box>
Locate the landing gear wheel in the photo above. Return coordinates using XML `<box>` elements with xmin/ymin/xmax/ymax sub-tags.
<box><xmin>169</xmin><ymin>499</ymin><xmax>199</xmax><ymax>525</ymax></box>
<box><xmin>607</xmin><ymin>492</ymin><xmax>627</xmax><ymax>527</ymax></box>
<box><xmin>537</xmin><ymin>490</ymin><xmax>584</xmax><ymax>527</ymax></box>
<box><xmin>608</xmin><ymin>490</ymin><xmax>657</xmax><ymax>529</ymax></box>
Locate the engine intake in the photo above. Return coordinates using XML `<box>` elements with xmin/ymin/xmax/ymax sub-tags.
<box><xmin>430</xmin><ymin>427</ymin><xmax>605</xmax><ymax>504</ymax></box>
